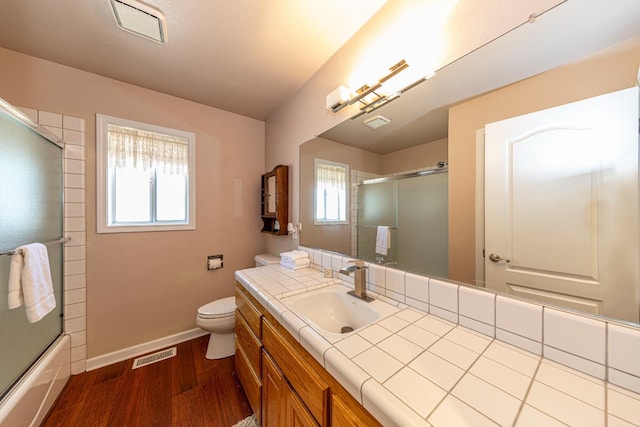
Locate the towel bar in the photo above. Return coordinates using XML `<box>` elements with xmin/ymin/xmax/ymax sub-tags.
<box><xmin>0</xmin><ymin>237</ymin><xmax>70</xmax><ymax>257</ymax></box>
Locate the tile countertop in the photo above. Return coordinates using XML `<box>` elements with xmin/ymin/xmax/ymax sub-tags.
<box><xmin>235</xmin><ymin>265</ymin><xmax>640</xmax><ymax>427</ymax></box>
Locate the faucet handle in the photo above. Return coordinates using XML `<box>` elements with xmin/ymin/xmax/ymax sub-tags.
<box><xmin>345</xmin><ymin>259</ymin><xmax>366</xmax><ymax>269</ymax></box>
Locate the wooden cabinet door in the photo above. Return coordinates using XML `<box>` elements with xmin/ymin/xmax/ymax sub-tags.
<box><xmin>331</xmin><ymin>393</ymin><xmax>381</xmax><ymax>427</ymax></box>
<box><xmin>287</xmin><ymin>389</ymin><xmax>318</xmax><ymax>427</ymax></box>
<box><xmin>263</xmin><ymin>350</ymin><xmax>319</xmax><ymax>427</ymax></box>
<box><xmin>262</xmin><ymin>351</ymin><xmax>287</xmax><ymax>427</ymax></box>
<box><xmin>262</xmin><ymin>319</ymin><xmax>328</xmax><ymax>424</ymax></box>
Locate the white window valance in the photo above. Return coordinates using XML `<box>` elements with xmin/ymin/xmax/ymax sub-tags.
<box><xmin>107</xmin><ymin>124</ymin><xmax>189</xmax><ymax>175</ymax></box>
<box><xmin>316</xmin><ymin>162</ymin><xmax>346</xmax><ymax>193</ymax></box>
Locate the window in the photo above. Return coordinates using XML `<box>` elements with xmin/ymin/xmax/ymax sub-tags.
<box><xmin>96</xmin><ymin>114</ymin><xmax>196</xmax><ymax>233</ymax></box>
<box><xmin>314</xmin><ymin>159</ymin><xmax>348</xmax><ymax>224</ymax></box>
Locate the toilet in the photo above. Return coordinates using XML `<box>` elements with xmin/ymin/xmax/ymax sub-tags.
<box><xmin>196</xmin><ymin>254</ymin><xmax>280</xmax><ymax>360</ymax></box>
<box><xmin>196</xmin><ymin>296</ymin><xmax>236</xmax><ymax>360</ymax></box>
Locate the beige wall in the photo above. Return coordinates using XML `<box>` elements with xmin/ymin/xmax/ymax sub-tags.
<box><xmin>448</xmin><ymin>37</ymin><xmax>640</xmax><ymax>284</ymax></box>
<box><xmin>265</xmin><ymin>0</ymin><xmax>562</xmax><ymax>257</ymax></box>
<box><xmin>381</xmin><ymin>137</ymin><xmax>448</xmax><ymax>175</ymax></box>
<box><xmin>0</xmin><ymin>47</ymin><xmax>266</xmax><ymax>357</ymax></box>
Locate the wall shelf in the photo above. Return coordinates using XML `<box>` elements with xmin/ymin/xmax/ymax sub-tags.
<box><xmin>261</xmin><ymin>165</ymin><xmax>288</xmax><ymax>235</ymax></box>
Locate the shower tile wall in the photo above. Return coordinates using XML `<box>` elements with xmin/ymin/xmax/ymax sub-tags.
<box><xmin>20</xmin><ymin>107</ymin><xmax>87</xmax><ymax>375</ymax></box>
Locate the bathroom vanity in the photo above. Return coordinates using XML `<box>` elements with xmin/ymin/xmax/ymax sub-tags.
<box><xmin>235</xmin><ymin>281</ymin><xmax>380</xmax><ymax>426</ymax></box>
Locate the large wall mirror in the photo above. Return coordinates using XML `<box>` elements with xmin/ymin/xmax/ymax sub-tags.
<box><xmin>300</xmin><ymin>0</ymin><xmax>640</xmax><ymax>325</ymax></box>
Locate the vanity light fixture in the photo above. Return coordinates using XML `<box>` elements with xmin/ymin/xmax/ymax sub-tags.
<box><xmin>326</xmin><ymin>85</ymin><xmax>351</xmax><ymax>111</ymax></box>
<box><xmin>109</xmin><ymin>0</ymin><xmax>167</xmax><ymax>44</ymax></box>
<box><xmin>350</xmin><ymin>70</ymin><xmax>436</xmax><ymax>120</ymax></box>
<box><xmin>363</xmin><ymin>114</ymin><xmax>391</xmax><ymax>130</ymax></box>
<box><xmin>329</xmin><ymin>59</ymin><xmax>409</xmax><ymax>113</ymax></box>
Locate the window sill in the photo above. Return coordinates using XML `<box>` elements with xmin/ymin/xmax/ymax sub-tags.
<box><xmin>97</xmin><ymin>223</ymin><xmax>196</xmax><ymax>234</ymax></box>
<box><xmin>313</xmin><ymin>221</ymin><xmax>349</xmax><ymax>226</ymax></box>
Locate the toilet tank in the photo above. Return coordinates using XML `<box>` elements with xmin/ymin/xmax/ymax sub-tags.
<box><xmin>254</xmin><ymin>253</ymin><xmax>280</xmax><ymax>267</ymax></box>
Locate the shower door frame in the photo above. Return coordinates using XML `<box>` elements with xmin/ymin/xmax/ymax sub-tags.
<box><xmin>0</xmin><ymin>97</ymin><xmax>66</xmax><ymax>400</ymax></box>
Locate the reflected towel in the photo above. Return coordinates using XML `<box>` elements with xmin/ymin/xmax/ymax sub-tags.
<box><xmin>7</xmin><ymin>243</ymin><xmax>56</xmax><ymax>323</ymax></box>
<box><xmin>375</xmin><ymin>226</ymin><xmax>391</xmax><ymax>256</ymax></box>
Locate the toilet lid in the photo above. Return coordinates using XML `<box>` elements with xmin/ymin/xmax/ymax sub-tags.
<box><xmin>198</xmin><ymin>296</ymin><xmax>236</xmax><ymax>319</ymax></box>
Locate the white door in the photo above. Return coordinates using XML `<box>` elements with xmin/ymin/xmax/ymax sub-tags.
<box><xmin>484</xmin><ymin>87</ymin><xmax>639</xmax><ymax>323</ymax></box>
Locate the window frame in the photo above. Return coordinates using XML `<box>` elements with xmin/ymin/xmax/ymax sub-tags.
<box><xmin>314</xmin><ymin>158</ymin><xmax>349</xmax><ymax>225</ymax></box>
<box><xmin>96</xmin><ymin>114</ymin><xmax>196</xmax><ymax>233</ymax></box>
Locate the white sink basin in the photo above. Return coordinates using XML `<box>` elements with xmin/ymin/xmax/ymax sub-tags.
<box><xmin>281</xmin><ymin>285</ymin><xmax>399</xmax><ymax>340</ymax></box>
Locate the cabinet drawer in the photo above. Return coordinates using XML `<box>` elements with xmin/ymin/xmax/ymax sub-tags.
<box><xmin>236</xmin><ymin>311</ymin><xmax>261</xmax><ymax>376</ymax></box>
<box><xmin>235</xmin><ymin>344</ymin><xmax>262</xmax><ymax>423</ymax></box>
<box><xmin>236</xmin><ymin>286</ymin><xmax>262</xmax><ymax>338</ymax></box>
<box><xmin>262</xmin><ymin>319</ymin><xmax>329</xmax><ymax>425</ymax></box>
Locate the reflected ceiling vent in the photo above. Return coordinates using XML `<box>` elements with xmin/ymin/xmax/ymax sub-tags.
<box><xmin>363</xmin><ymin>115</ymin><xmax>391</xmax><ymax>130</ymax></box>
<box><xmin>109</xmin><ymin>0</ymin><xmax>167</xmax><ymax>44</ymax></box>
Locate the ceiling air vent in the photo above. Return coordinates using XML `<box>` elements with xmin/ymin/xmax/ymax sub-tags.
<box><xmin>363</xmin><ymin>115</ymin><xmax>391</xmax><ymax>130</ymax></box>
<box><xmin>109</xmin><ymin>0</ymin><xmax>167</xmax><ymax>44</ymax></box>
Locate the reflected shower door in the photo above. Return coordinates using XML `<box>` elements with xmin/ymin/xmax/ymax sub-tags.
<box><xmin>357</xmin><ymin>180</ymin><xmax>397</xmax><ymax>263</ymax></box>
<box><xmin>397</xmin><ymin>173</ymin><xmax>448</xmax><ymax>276</ymax></box>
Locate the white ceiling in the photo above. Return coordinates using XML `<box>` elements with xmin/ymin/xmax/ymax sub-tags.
<box><xmin>0</xmin><ymin>0</ymin><xmax>387</xmax><ymax>120</ymax></box>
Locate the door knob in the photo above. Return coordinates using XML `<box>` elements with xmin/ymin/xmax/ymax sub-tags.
<box><xmin>488</xmin><ymin>253</ymin><xmax>510</xmax><ymax>263</ymax></box>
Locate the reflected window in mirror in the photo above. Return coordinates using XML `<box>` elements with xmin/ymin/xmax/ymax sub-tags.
<box><xmin>315</xmin><ymin>159</ymin><xmax>348</xmax><ymax>224</ymax></box>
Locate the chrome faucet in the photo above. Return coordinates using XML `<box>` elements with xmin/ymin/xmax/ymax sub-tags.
<box><xmin>339</xmin><ymin>260</ymin><xmax>373</xmax><ymax>302</ymax></box>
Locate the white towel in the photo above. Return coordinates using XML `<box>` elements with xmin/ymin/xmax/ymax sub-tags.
<box><xmin>279</xmin><ymin>250</ymin><xmax>309</xmax><ymax>262</ymax></box>
<box><xmin>375</xmin><ymin>226</ymin><xmax>391</xmax><ymax>256</ymax></box>
<box><xmin>7</xmin><ymin>243</ymin><xmax>56</xmax><ymax>323</ymax></box>
<box><xmin>280</xmin><ymin>258</ymin><xmax>311</xmax><ymax>271</ymax></box>
<box><xmin>279</xmin><ymin>250</ymin><xmax>310</xmax><ymax>270</ymax></box>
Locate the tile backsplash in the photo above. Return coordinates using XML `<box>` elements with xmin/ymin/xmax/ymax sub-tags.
<box><xmin>299</xmin><ymin>245</ymin><xmax>640</xmax><ymax>395</ymax></box>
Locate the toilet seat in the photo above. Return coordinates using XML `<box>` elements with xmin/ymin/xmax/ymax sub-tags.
<box><xmin>197</xmin><ymin>296</ymin><xmax>235</xmax><ymax>319</ymax></box>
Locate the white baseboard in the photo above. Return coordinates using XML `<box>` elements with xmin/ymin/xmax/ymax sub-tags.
<box><xmin>85</xmin><ymin>328</ymin><xmax>208</xmax><ymax>372</ymax></box>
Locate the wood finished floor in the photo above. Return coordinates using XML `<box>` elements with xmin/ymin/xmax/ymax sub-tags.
<box><xmin>42</xmin><ymin>335</ymin><xmax>253</xmax><ymax>427</ymax></box>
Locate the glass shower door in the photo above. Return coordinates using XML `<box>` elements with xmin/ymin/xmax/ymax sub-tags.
<box><xmin>0</xmin><ymin>109</ymin><xmax>63</xmax><ymax>399</ymax></box>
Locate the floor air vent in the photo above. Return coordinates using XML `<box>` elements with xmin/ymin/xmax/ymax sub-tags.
<box><xmin>132</xmin><ymin>347</ymin><xmax>176</xmax><ymax>369</ymax></box>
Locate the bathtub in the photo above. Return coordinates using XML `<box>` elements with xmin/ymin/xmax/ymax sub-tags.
<box><xmin>0</xmin><ymin>335</ymin><xmax>70</xmax><ymax>427</ymax></box>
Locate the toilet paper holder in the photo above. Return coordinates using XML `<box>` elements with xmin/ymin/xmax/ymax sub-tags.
<box><xmin>207</xmin><ymin>254</ymin><xmax>223</xmax><ymax>270</ymax></box>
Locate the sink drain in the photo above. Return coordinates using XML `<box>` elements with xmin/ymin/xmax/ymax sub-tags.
<box><xmin>341</xmin><ymin>326</ymin><xmax>354</xmax><ymax>334</ymax></box>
